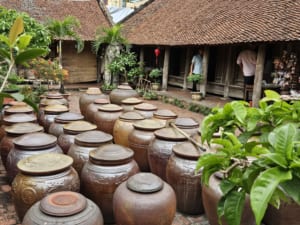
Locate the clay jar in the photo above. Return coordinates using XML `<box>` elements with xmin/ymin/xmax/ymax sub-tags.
<box><xmin>128</xmin><ymin>119</ymin><xmax>165</xmax><ymax>171</ymax></box>
<box><xmin>81</xmin><ymin>144</ymin><xmax>139</xmax><ymax>224</ymax></box>
<box><xmin>6</xmin><ymin>132</ymin><xmax>63</xmax><ymax>183</ymax></box>
<box><xmin>79</xmin><ymin>87</ymin><xmax>108</xmax><ymax>119</ymax></box>
<box><xmin>85</xmin><ymin>98</ymin><xmax>110</xmax><ymax>123</ymax></box>
<box><xmin>48</xmin><ymin>112</ymin><xmax>84</xmax><ymax>137</ymax></box>
<box><xmin>68</xmin><ymin>130</ymin><xmax>113</xmax><ymax>175</ymax></box>
<box><xmin>39</xmin><ymin>104</ymin><xmax>69</xmax><ymax>132</ymax></box>
<box><xmin>134</xmin><ymin>103</ymin><xmax>158</xmax><ymax>119</ymax></box>
<box><xmin>148</xmin><ymin>127</ymin><xmax>187</xmax><ymax>181</ymax></box>
<box><xmin>22</xmin><ymin>191</ymin><xmax>104</xmax><ymax>225</ymax></box>
<box><xmin>93</xmin><ymin>104</ymin><xmax>123</xmax><ymax>135</ymax></box>
<box><xmin>153</xmin><ymin>109</ymin><xmax>177</xmax><ymax>126</ymax></box>
<box><xmin>113</xmin><ymin>111</ymin><xmax>144</xmax><ymax>147</ymax></box>
<box><xmin>109</xmin><ymin>83</ymin><xmax>139</xmax><ymax>105</ymax></box>
<box><xmin>166</xmin><ymin>141</ymin><xmax>204</xmax><ymax>215</ymax></box>
<box><xmin>12</xmin><ymin>153</ymin><xmax>80</xmax><ymax>221</ymax></box>
<box><xmin>0</xmin><ymin>123</ymin><xmax>43</xmax><ymax>171</ymax></box>
<box><xmin>39</xmin><ymin>92</ymin><xmax>69</xmax><ymax>108</ymax></box>
<box><xmin>121</xmin><ymin>97</ymin><xmax>143</xmax><ymax>112</ymax></box>
<box><xmin>174</xmin><ymin>117</ymin><xmax>200</xmax><ymax>136</ymax></box>
<box><xmin>113</xmin><ymin>173</ymin><xmax>176</xmax><ymax>225</ymax></box>
<box><xmin>58</xmin><ymin>121</ymin><xmax>97</xmax><ymax>154</ymax></box>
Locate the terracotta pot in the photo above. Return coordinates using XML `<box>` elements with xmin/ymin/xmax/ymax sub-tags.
<box><xmin>22</xmin><ymin>191</ymin><xmax>104</xmax><ymax>225</ymax></box>
<box><xmin>68</xmin><ymin>130</ymin><xmax>113</xmax><ymax>175</ymax></box>
<box><xmin>153</xmin><ymin>109</ymin><xmax>177</xmax><ymax>126</ymax></box>
<box><xmin>0</xmin><ymin>123</ymin><xmax>43</xmax><ymax>171</ymax></box>
<box><xmin>128</xmin><ymin>119</ymin><xmax>165</xmax><ymax>171</ymax></box>
<box><xmin>93</xmin><ymin>104</ymin><xmax>123</xmax><ymax>135</ymax></box>
<box><xmin>166</xmin><ymin>141</ymin><xmax>204</xmax><ymax>215</ymax></box>
<box><xmin>113</xmin><ymin>173</ymin><xmax>176</xmax><ymax>225</ymax></box>
<box><xmin>81</xmin><ymin>144</ymin><xmax>139</xmax><ymax>224</ymax></box>
<box><xmin>134</xmin><ymin>103</ymin><xmax>157</xmax><ymax>119</ymax></box>
<box><xmin>120</xmin><ymin>97</ymin><xmax>143</xmax><ymax>112</ymax></box>
<box><xmin>174</xmin><ymin>117</ymin><xmax>200</xmax><ymax>136</ymax></box>
<box><xmin>48</xmin><ymin>112</ymin><xmax>84</xmax><ymax>137</ymax></box>
<box><xmin>12</xmin><ymin>153</ymin><xmax>80</xmax><ymax>221</ymax></box>
<box><xmin>109</xmin><ymin>84</ymin><xmax>139</xmax><ymax>105</ymax></box>
<box><xmin>148</xmin><ymin>127</ymin><xmax>187</xmax><ymax>181</ymax></box>
<box><xmin>113</xmin><ymin>111</ymin><xmax>144</xmax><ymax>147</ymax></box>
<box><xmin>85</xmin><ymin>98</ymin><xmax>110</xmax><ymax>123</ymax></box>
<box><xmin>6</xmin><ymin>132</ymin><xmax>63</xmax><ymax>183</ymax></box>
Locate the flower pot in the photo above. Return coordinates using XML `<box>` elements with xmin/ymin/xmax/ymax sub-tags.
<box><xmin>191</xmin><ymin>92</ymin><xmax>202</xmax><ymax>101</ymax></box>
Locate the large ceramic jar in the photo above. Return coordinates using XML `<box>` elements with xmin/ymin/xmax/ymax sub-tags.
<box><xmin>113</xmin><ymin>111</ymin><xmax>144</xmax><ymax>147</ymax></box>
<box><xmin>113</xmin><ymin>173</ymin><xmax>176</xmax><ymax>225</ymax></box>
<box><xmin>166</xmin><ymin>142</ymin><xmax>204</xmax><ymax>215</ymax></box>
<box><xmin>12</xmin><ymin>153</ymin><xmax>80</xmax><ymax>221</ymax></box>
<box><xmin>128</xmin><ymin>119</ymin><xmax>165</xmax><ymax>172</ymax></box>
<box><xmin>202</xmin><ymin>173</ymin><xmax>255</xmax><ymax>225</ymax></box>
<box><xmin>0</xmin><ymin>123</ymin><xmax>43</xmax><ymax>171</ymax></box>
<box><xmin>81</xmin><ymin>144</ymin><xmax>139</xmax><ymax>224</ymax></box>
<box><xmin>58</xmin><ymin>121</ymin><xmax>97</xmax><ymax>154</ymax></box>
<box><xmin>134</xmin><ymin>103</ymin><xmax>157</xmax><ymax>119</ymax></box>
<box><xmin>85</xmin><ymin>98</ymin><xmax>110</xmax><ymax>123</ymax></box>
<box><xmin>48</xmin><ymin>112</ymin><xmax>84</xmax><ymax>137</ymax></box>
<box><xmin>39</xmin><ymin>104</ymin><xmax>69</xmax><ymax>132</ymax></box>
<box><xmin>148</xmin><ymin>127</ymin><xmax>187</xmax><ymax>181</ymax></box>
<box><xmin>79</xmin><ymin>87</ymin><xmax>108</xmax><ymax>119</ymax></box>
<box><xmin>121</xmin><ymin>97</ymin><xmax>143</xmax><ymax>112</ymax></box>
<box><xmin>22</xmin><ymin>191</ymin><xmax>104</xmax><ymax>225</ymax></box>
<box><xmin>68</xmin><ymin>130</ymin><xmax>113</xmax><ymax>175</ymax></box>
<box><xmin>153</xmin><ymin>109</ymin><xmax>177</xmax><ymax>126</ymax></box>
<box><xmin>109</xmin><ymin>84</ymin><xmax>139</xmax><ymax>105</ymax></box>
<box><xmin>93</xmin><ymin>104</ymin><xmax>123</xmax><ymax>135</ymax></box>
<box><xmin>174</xmin><ymin>117</ymin><xmax>200</xmax><ymax>136</ymax></box>
<box><xmin>6</xmin><ymin>132</ymin><xmax>62</xmax><ymax>183</ymax></box>
<box><xmin>39</xmin><ymin>92</ymin><xmax>69</xmax><ymax>108</ymax></box>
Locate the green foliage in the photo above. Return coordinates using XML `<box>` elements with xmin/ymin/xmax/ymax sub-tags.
<box><xmin>143</xmin><ymin>90</ymin><xmax>158</xmax><ymax>100</ymax></box>
<box><xmin>187</xmin><ymin>73</ymin><xmax>203</xmax><ymax>84</ymax></box>
<box><xmin>149</xmin><ymin>68</ymin><xmax>162</xmax><ymax>83</ymax></box>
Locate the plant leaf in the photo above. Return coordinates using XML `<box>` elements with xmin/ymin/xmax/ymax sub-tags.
<box><xmin>9</xmin><ymin>16</ymin><xmax>24</xmax><ymax>46</ymax></box>
<box><xmin>220</xmin><ymin>179</ymin><xmax>236</xmax><ymax>196</ymax></box>
<box><xmin>0</xmin><ymin>34</ymin><xmax>10</xmax><ymax>46</ymax></box>
<box><xmin>17</xmin><ymin>34</ymin><xmax>32</xmax><ymax>50</ymax></box>
<box><xmin>280</xmin><ymin>176</ymin><xmax>300</xmax><ymax>205</ymax></box>
<box><xmin>224</xmin><ymin>190</ymin><xmax>246</xmax><ymax>225</ymax></box>
<box><xmin>0</xmin><ymin>48</ymin><xmax>10</xmax><ymax>60</ymax></box>
<box><xmin>15</xmin><ymin>48</ymin><xmax>47</xmax><ymax>65</ymax></box>
<box><xmin>231</xmin><ymin>101</ymin><xmax>247</xmax><ymax>124</ymax></box>
<box><xmin>263</xmin><ymin>153</ymin><xmax>288</xmax><ymax>168</ymax></box>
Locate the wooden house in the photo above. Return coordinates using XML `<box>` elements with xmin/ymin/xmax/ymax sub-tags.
<box><xmin>0</xmin><ymin>0</ymin><xmax>112</xmax><ymax>83</ymax></box>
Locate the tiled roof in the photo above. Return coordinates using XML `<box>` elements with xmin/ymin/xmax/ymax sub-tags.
<box><xmin>0</xmin><ymin>0</ymin><xmax>112</xmax><ymax>41</ymax></box>
<box><xmin>122</xmin><ymin>0</ymin><xmax>300</xmax><ymax>46</ymax></box>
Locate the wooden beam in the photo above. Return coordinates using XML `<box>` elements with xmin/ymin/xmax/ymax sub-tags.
<box><xmin>200</xmin><ymin>46</ymin><xmax>209</xmax><ymax>97</ymax></box>
<box><xmin>162</xmin><ymin>46</ymin><xmax>170</xmax><ymax>91</ymax></box>
<box><xmin>224</xmin><ymin>46</ymin><xmax>232</xmax><ymax>98</ymax></box>
<box><xmin>139</xmin><ymin>47</ymin><xmax>144</xmax><ymax>68</ymax></box>
<box><xmin>183</xmin><ymin>47</ymin><xmax>192</xmax><ymax>90</ymax></box>
<box><xmin>252</xmin><ymin>45</ymin><xmax>266</xmax><ymax>107</ymax></box>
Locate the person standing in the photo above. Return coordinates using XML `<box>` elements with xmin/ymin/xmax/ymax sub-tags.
<box><xmin>189</xmin><ymin>49</ymin><xmax>203</xmax><ymax>91</ymax></box>
<box><xmin>237</xmin><ymin>49</ymin><xmax>257</xmax><ymax>85</ymax></box>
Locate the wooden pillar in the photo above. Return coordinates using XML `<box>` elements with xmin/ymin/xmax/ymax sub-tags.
<box><xmin>139</xmin><ymin>47</ymin><xmax>144</xmax><ymax>68</ymax></box>
<box><xmin>183</xmin><ymin>47</ymin><xmax>192</xmax><ymax>90</ymax></box>
<box><xmin>200</xmin><ymin>46</ymin><xmax>209</xmax><ymax>97</ymax></box>
<box><xmin>224</xmin><ymin>47</ymin><xmax>232</xmax><ymax>98</ymax></box>
<box><xmin>252</xmin><ymin>45</ymin><xmax>266</xmax><ymax>107</ymax></box>
<box><xmin>162</xmin><ymin>46</ymin><xmax>170</xmax><ymax>91</ymax></box>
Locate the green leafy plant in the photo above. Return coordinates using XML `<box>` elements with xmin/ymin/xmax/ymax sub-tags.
<box><xmin>143</xmin><ymin>90</ymin><xmax>158</xmax><ymax>100</ymax></box>
<box><xmin>187</xmin><ymin>73</ymin><xmax>203</xmax><ymax>84</ymax></box>
<box><xmin>149</xmin><ymin>68</ymin><xmax>162</xmax><ymax>83</ymax></box>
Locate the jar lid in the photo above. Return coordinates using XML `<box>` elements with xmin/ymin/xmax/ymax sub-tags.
<box><xmin>46</xmin><ymin>92</ymin><xmax>63</xmax><ymax>99</ymax></box>
<box><xmin>7</xmin><ymin>101</ymin><xmax>27</xmax><ymax>106</ymax></box>
<box><xmin>40</xmin><ymin>99</ymin><xmax>64</xmax><ymax>106</ymax></box>
<box><xmin>86</xmin><ymin>87</ymin><xmax>101</xmax><ymax>94</ymax></box>
<box><xmin>153</xmin><ymin>109</ymin><xmax>177</xmax><ymax>119</ymax></box>
<box><xmin>175</xmin><ymin>117</ymin><xmax>199</xmax><ymax>128</ymax></box>
<box><xmin>98</xmin><ymin>104</ymin><xmax>123</xmax><ymax>112</ymax></box>
<box><xmin>89</xmin><ymin>144</ymin><xmax>133</xmax><ymax>165</ymax></box>
<box><xmin>134</xmin><ymin>103</ymin><xmax>157</xmax><ymax>111</ymax></box>
<box><xmin>154</xmin><ymin>127</ymin><xmax>187</xmax><ymax>141</ymax></box>
<box><xmin>133</xmin><ymin>119</ymin><xmax>165</xmax><ymax>131</ymax></box>
<box><xmin>40</xmin><ymin>191</ymin><xmax>87</xmax><ymax>216</ymax></box>
<box><xmin>5</xmin><ymin>122</ymin><xmax>43</xmax><ymax>135</ymax></box>
<box><xmin>3</xmin><ymin>113</ymin><xmax>36</xmax><ymax>124</ymax></box>
<box><xmin>173</xmin><ymin>142</ymin><xmax>201</xmax><ymax>159</ymax></box>
<box><xmin>4</xmin><ymin>105</ymin><xmax>33</xmax><ymax>114</ymax></box>
<box><xmin>75</xmin><ymin>130</ymin><xmax>113</xmax><ymax>145</ymax></box>
<box><xmin>94</xmin><ymin>98</ymin><xmax>110</xmax><ymax>104</ymax></box>
<box><xmin>121</xmin><ymin>97</ymin><xmax>143</xmax><ymax>105</ymax></box>
<box><xmin>63</xmin><ymin>121</ymin><xmax>97</xmax><ymax>132</ymax></box>
<box><xmin>44</xmin><ymin>104</ymin><xmax>69</xmax><ymax>113</ymax></box>
<box><xmin>126</xmin><ymin>173</ymin><xmax>163</xmax><ymax>193</ymax></box>
<box><xmin>13</xmin><ymin>132</ymin><xmax>57</xmax><ymax>150</ymax></box>
<box><xmin>117</xmin><ymin>84</ymin><xmax>133</xmax><ymax>90</ymax></box>
<box><xmin>17</xmin><ymin>153</ymin><xmax>73</xmax><ymax>175</ymax></box>
<box><xmin>54</xmin><ymin>112</ymin><xmax>84</xmax><ymax>123</ymax></box>
<box><xmin>119</xmin><ymin>111</ymin><xmax>144</xmax><ymax>121</ymax></box>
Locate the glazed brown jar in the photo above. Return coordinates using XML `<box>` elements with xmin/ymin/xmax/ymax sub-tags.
<box><xmin>166</xmin><ymin>142</ymin><xmax>204</xmax><ymax>215</ymax></box>
<box><xmin>79</xmin><ymin>87</ymin><xmax>108</xmax><ymax>119</ymax></box>
<box><xmin>109</xmin><ymin>84</ymin><xmax>139</xmax><ymax>105</ymax></box>
<box><xmin>12</xmin><ymin>153</ymin><xmax>80</xmax><ymax>221</ymax></box>
<box><xmin>153</xmin><ymin>109</ymin><xmax>177</xmax><ymax>126</ymax></box>
<box><xmin>0</xmin><ymin>123</ymin><xmax>43</xmax><ymax>171</ymax></box>
<box><xmin>113</xmin><ymin>111</ymin><xmax>144</xmax><ymax>147</ymax></box>
<box><xmin>39</xmin><ymin>93</ymin><xmax>69</xmax><ymax>114</ymax></box>
<box><xmin>113</xmin><ymin>173</ymin><xmax>176</xmax><ymax>225</ymax></box>
<box><xmin>174</xmin><ymin>117</ymin><xmax>200</xmax><ymax>136</ymax></box>
<box><xmin>58</xmin><ymin>121</ymin><xmax>97</xmax><ymax>154</ymax></box>
<box><xmin>48</xmin><ymin>112</ymin><xmax>84</xmax><ymax>137</ymax></box>
<box><xmin>68</xmin><ymin>130</ymin><xmax>113</xmax><ymax>175</ymax></box>
<box><xmin>22</xmin><ymin>191</ymin><xmax>104</xmax><ymax>225</ymax></box>
<box><xmin>81</xmin><ymin>144</ymin><xmax>139</xmax><ymax>224</ymax></box>
<box><xmin>148</xmin><ymin>127</ymin><xmax>187</xmax><ymax>181</ymax></box>
<box><xmin>121</xmin><ymin>97</ymin><xmax>143</xmax><ymax>112</ymax></box>
<box><xmin>6</xmin><ymin>132</ymin><xmax>62</xmax><ymax>183</ymax></box>
<box><xmin>85</xmin><ymin>98</ymin><xmax>110</xmax><ymax>123</ymax></box>
<box><xmin>128</xmin><ymin>119</ymin><xmax>165</xmax><ymax>172</ymax></box>
<box><xmin>134</xmin><ymin>103</ymin><xmax>158</xmax><ymax>119</ymax></box>
<box><xmin>93</xmin><ymin>104</ymin><xmax>123</xmax><ymax>135</ymax></box>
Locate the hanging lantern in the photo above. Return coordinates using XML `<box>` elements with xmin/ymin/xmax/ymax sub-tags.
<box><xmin>154</xmin><ymin>48</ymin><xmax>160</xmax><ymax>66</ymax></box>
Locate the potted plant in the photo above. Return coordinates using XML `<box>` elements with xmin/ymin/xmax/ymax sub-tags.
<box><xmin>149</xmin><ymin>68</ymin><xmax>162</xmax><ymax>90</ymax></box>
<box><xmin>187</xmin><ymin>73</ymin><xmax>203</xmax><ymax>100</ymax></box>
<box><xmin>196</xmin><ymin>90</ymin><xmax>300</xmax><ymax>225</ymax></box>
<box><xmin>100</xmin><ymin>83</ymin><xmax>116</xmax><ymax>94</ymax></box>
